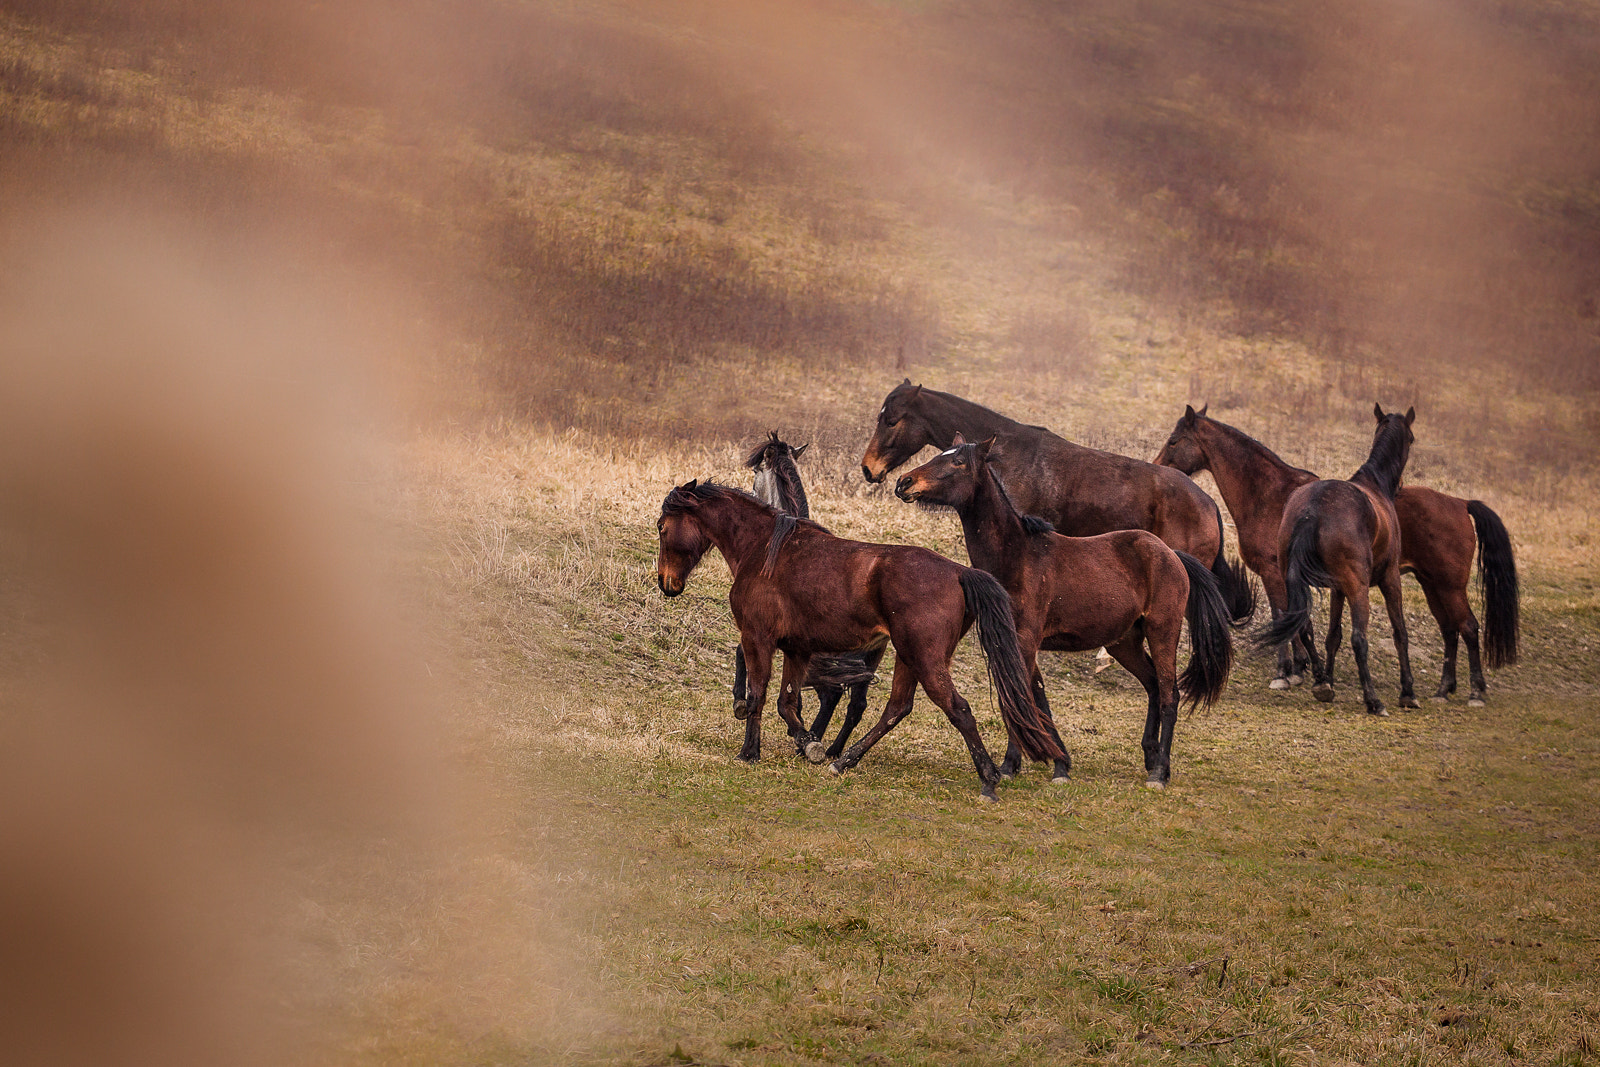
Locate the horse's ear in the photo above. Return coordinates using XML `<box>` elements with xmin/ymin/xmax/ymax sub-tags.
<box><xmin>674</xmin><ymin>478</ymin><xmax>699</xmax><ymax>499</ymax></box>
<box><xmin>901</xmin><ymin>377</ymin><xmax>912</xmax><ymax>386</ymax></box>
<box><xmin>976</xmin><ymin>435</ymin><xmax>997</xmax><ymax>460</ymax></box>
<box><xmin>910</xmin><ymin>383</ymin><xmax>922</xmax><ymax>398</ymax></box>
<box><xmin>1183</xmin><ymin>403</ymin><xmax>1197</xmax><ymax>421</ymax></box>
<box><xmin>952</xmin><ymin>431</ymin><xmax>967</xmax><ymax>446</ymax></box>
<box><xmin>1198</xmin><ymin>403</ymin><xmax>1208</xmax><ymax>417</ymax></box>
<box><xmin>792</xmin><ymin>443</ymin><xmax>808</xmax><ymax>459</ymax></box>
<box><xmin>1404</xmin><ymin>406</ymin><xmax>1415</xmax><ymax>426</ymax></box>
<box><xmin>1374</xmin><ymin>402</ymin><xmax>1386</xmax><ymax>420</ymax></box>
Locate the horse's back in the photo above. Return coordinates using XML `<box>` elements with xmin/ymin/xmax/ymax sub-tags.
<box><xmin>1394</xmin><ymin>485</ymin><xmax>1474</xmax><ymax>585</ymax></box>
<box><xmin>1003</xmin><ymin>432</ymin><xmax>1219</xmax><ymax>557</ymax></box>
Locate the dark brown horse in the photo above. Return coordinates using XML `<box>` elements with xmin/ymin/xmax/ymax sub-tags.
<box><xmin>1259</xmin><ymin>406</ymin><xmax>1419</xmax><ymax>715</ymax></box>
<box><xmin>656</xmin><ymin>480</ymin><xmax>1064</xmax><ymax>799</ymax></box>
<box><xmin>1157</xmin><ymin>406</ymin><xmax>1519</xmax><ymax>703</ymax></box>
<box><xmin>896</xmin><ymin>437</ymin><xmax>1234</xmax><ymax>788</ymax></box>
<box><xmin>732</xmin><ymin>433</ymin><xmax>884</xmax><ymax>758</ymax></box>
<box><xmin>860</xmin><ymin>380</ymin><xmax>1257</xmax><ymax>625</ymax></box>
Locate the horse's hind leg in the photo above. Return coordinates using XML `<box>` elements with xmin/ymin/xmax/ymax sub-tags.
<box><xmin>915</xmin><ymin>663</ymin><xmax>1004</xmax><ymax>801</ymax></box>
<box><xmin>1415</xmin><ymin>577</ymin><xmax>1457</xmax><ymax>700</ymax></box>
<box><xmin>1379</xmin><ymin>564</ymin><xmax>1419</xmax><ymax>709</ymax></box>
<box><xmin>1314</xmin><ymin>589</ymin><xmax>1343</xmax><ymax>702</ymax></box>
<box><xmin>825</xmin><ymin>647</ymin><xmax>885</xmax><ymax>762</ymax></box>
<box><xmin>831</xmin><ymin>655</ymin><xmax>918</xmax><ymax>776</ymax></box>
<box><xmin>1345</xmin><ymin>585</ymin><xmax>1386</xmax><ymax>716</ymax></box>
<box><xmin>1109</xmin><ymin>624</ymin><xmax>1177</xmax><ymax>788</ymax></box>
<box><xmin>1032</xmin><ymin>666</ymin><xmax>1072</xmax><ymax>782</ymax></box>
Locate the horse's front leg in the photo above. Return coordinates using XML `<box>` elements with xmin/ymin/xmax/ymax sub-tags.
<box><xmin>774</xmin><ymin>651</ymin><xmax>818</xmax><ymax>758</ymax></box>
<box><xmin>732</xmin><ymin>644</ymin><xmax>750</xmax><ymax>719</ymax></box>
<box><xmin>737</xmin><ymin>639</ymin><xmax>775</xmax><ymax>763</ymax></box>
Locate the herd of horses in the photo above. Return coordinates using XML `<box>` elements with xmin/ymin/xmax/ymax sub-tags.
<box><xmin>654</xmin><ymin>381</ymin><xmax>1521</xmax><ymax>799</ymax></box>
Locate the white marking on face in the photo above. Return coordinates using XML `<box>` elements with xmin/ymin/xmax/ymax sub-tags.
<box><xmin>939</xmin><ymin>447</ymin><xmax>958</xmax><ymax>456</ymax></box>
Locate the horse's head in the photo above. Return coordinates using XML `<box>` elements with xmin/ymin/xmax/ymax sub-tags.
<box><xmin>656</xmin><ymin>480</ymin><xmax>713</xmax><ymax>597</ymax></box>
<box><xmin>1364</xmin><ymin>404</ymin><xmax>1417</xmax><ymax>497</ymax></box>
<box><xmin>1154</xmin><ymin>403</ymin><xmax>1209</xmax><ymax>474</ymax></box>
<box><xmin>894</xmin><ymin>434</ymin><xmax>992</xmax><ymax>508</ymax></box>
<box><xmin>861</xmin><ymin>379</ymin><xmax>931</xmax><ymax>483</ymax></box>
<box><xmin>744</xmin><ymin>431</ymin><xmax>806</xmax><ymax>474</ymax></box>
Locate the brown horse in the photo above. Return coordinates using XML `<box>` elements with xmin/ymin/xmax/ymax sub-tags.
<box><xmin>1259</xmin><ymin>406</ymin><xmax>1419</xmax><ymax>715</ymax></box>
<box><xmin>860</xmin><ymin>380</ymin><xmax>1257</xmax><ymax>625</ymax></box>
<box><xmin>1157</xmin><ymin>406</ymin><xmax>1519</xmax><ymax>703</ymax></box>
<box><xmin>732</xmin><ymin>433</ymin><xmax>884</xmax><ymax>757</ymax></box>
<box><xmin>655</xmin><ymin>480</ymin><xmax>1064</xmax><ymax>800</ymax></box>
<box><xmin>896</xmin><ymin>437</ymin><xmax>1234</xmax><ymax>788</ymax></box>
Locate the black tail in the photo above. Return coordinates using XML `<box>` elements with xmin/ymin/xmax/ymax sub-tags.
<box><xmin>804</xmin><ymin>653</ymin><xmax>879</xmax><ymax>692</ymax></box>
<box><xmin>1176</xmin><ymin>552</ymin><xmax>1234</xmax><ymax>709</ymax></box>
<box><xmin>1209</xmin><ymin>504</ymin><xmax>1259</xmax><ymax>625</ymax></box>
<box><xmin>1468</xmin><ymin>500</ymin><xmax>1519</xmax><ymax>669</ymax></box>
<box><xmin>1257</xmin><ymin>497</ymin><xmax>1333</xmax><ymax>651</ymax></box>
<box><xmin>959</xmin><ymin>569</ymin><xmax>1065</xmax><ymax>763</ymax></box>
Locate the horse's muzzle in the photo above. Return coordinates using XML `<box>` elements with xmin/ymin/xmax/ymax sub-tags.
<box><xmin>861</xmin><ymin>462</ymin><xmax>882</xmax><ymax>484</ymax></box>
<box><xmin>894</xmin><ymin>476</ymin><xmax>918</xmax><ymax>502</ymax></box>
<box><xmin>657</xmin><ymin>574</ymin><xmax>683</xmax><ymax>597</ymax></box>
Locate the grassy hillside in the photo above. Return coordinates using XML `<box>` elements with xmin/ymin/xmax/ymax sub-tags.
<box><xmin>2</xmin><ymin>2</ymin><xmax>1598</xmax><ymax>1065</ymax></box>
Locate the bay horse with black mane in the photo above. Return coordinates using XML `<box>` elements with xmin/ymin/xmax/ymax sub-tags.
<box><xmin>731</xmin><ymin>433</ymin><xmax>883</xmax><ymax>761</ymax></box>
<box><xmin>656</xmin><ymin>480</ymin><xmax>1065</xmax><ymax>800</ymax></box>
<box><xmin>1259</xmin><ymin>405</ymin><xmax>1419</xmax><ymax>715</ymax></box>
<box><xmin>1157</xmin><ymin>405</ymin><xmax>1519</xmax><ymax>703</ymax></box>
<box><xmin>896</xmin><ymin>436</ymin><xmax>1233</xmax><ymax>788</ymax></box>
<box><xmin>860</xmin><ymin>380</ymin><xmax>1257</xmax><ymax>626</ymax></box>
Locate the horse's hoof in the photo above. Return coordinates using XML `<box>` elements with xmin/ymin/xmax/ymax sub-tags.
<box><xmin>804</xmin><ymin>741</ymin><xmax>828</xmax><ymax>764</ymax></box>
<box><xmin>1288</xmin><ymin>673</ymin><xmax>1305</xmax><ymax>687</ymax></box>
<box><xmin>1051</xmin><ymin>775</ymin><xmax>1071</xmax><ymax>785</ymax></box>
<box><xmin>1400</xmin><ymin>696</ymin><xmax>1420</xmax><ymax>710</ymax></box>
<box><xmin>828</xmin><ymin>760</ymin><xmax>846</xmax><ymax>776</ymax></box>
<box><xmin>1430</xmin><ymin>694</ymin><xmax>1450</xmax><ymax>702</ymax></box>
<box><xmin>1467</xmin><ymin>697</ymin><xmax>1486</xmax><ymax>708</ymax></box>
<box><xmin>1144</xmin><ymin>779</ymin><xmax>1166</xmax><ymax>791</ymax></box>
<box><xmin>732</xmin><ymin>700</ymin><xmax>749</xmax><ymax>721</ymax></box>
<box><xmin>1269</xmin><ymin>677</ymin><xmax>1291</xmax><ymax>691</ymax></box>
<box><xmin>1312</xmin><ymin>684</ymin><xmax>1336</xmax><ymax>703</ymax></box>
<box><xmin>1367</xmin><ymin>704</ymin><xmax>1388</xmax><ymax>717</ymax></box>
<box><xmin>978</xmin><ymin>792</ymin><xmax>998</xmax><ymax>804</ymax></box>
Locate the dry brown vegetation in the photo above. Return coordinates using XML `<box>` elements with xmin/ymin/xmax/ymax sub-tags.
<box><xmin>2</xmin><ymin>1</ymin><xmax>1599</xmax><ymax>1065</ymax></box>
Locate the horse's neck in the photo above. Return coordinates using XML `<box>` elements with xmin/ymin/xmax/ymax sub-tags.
<box><xmin>702</xmin><ymin>498</ymin><xmax>774</xmax><ymax>574</ymax></box>
<box><xmin>1199</xmin><ymin>420</ymin><xmax>1309</xmax><ymax>516</ymax></box>
<box><xmin>958</xmin><ymin>470</ymin><xmax>1028</xmax><ymax>584</ymax></box>
<box><xmin>924</xmin><ymin>392</ymin><xmax>1015</xmax><ymax>446</ymax></box>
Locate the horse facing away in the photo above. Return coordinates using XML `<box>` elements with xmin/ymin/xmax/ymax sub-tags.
<box><xmin>731</xmin><ymin>433</ymin><xmax>883</xmax><ymax>760</ymax></box>
<box><xmin>1157</xmin><ymin>406</ymin><xmax>1519</xmax><ymax>703</ymax></box>
<box><xmin>1260</xmin><ymin>405</ymin><xmax>1419</xmax><ymax>715</ymax></box>
<box><xmin>860</xmin><ymin>380</ymin><xmax>1257</xmax><ymax>626</ymax></box>
<box><xmin>656</xmin><ymin>480</ymin><xmax>1065</xmax><ymax>800</ymax></box>
<box><xmin>896</xmin><ymin>436</ymin><xmax>1233</xmax><ymax>788</ymax></box>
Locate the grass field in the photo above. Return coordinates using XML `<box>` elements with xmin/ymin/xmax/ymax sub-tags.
<box><xmin>370</xmin><ymin>416</ymin><xmax>1600</xmax><ymax>1067</ymax></box>
<box><xmin>2</xmin><ymin>3</ymin><xmax>1599</xmax><ymax>1065</ymax></box>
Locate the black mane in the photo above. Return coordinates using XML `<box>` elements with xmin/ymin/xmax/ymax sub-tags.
<box><xmin>662</xmin><ymin>480</ymin><xmax>774</xmax><ymax>515</ymax></box>
<box><xmin>1351</xmin><ymin>414</ymin><xmax>1414</xmax><ymax>499</ymax></box>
